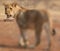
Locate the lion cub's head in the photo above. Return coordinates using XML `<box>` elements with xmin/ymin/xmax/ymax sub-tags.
<box><xmin>3</xmin><ymin>2</ymin><xmax>26</xmax><ymax>18</ymax></box>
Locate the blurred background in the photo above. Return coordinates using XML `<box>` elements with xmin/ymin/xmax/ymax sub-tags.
<box><xmin>0</xmin><ymin>0</ymin><xmax>60</xmax><ymax>23</ymax></box>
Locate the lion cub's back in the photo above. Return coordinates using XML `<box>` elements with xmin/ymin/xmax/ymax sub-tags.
<box><xmin>24</xmin><ymin>10</ymin><xmax>43</xmax><ymax>23</ymax></box>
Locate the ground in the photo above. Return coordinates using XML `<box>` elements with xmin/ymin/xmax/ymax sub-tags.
<box><xmin>0</xmin><ymin>19</ymin><xmax>59</xmax><ymax>51</ymax></box>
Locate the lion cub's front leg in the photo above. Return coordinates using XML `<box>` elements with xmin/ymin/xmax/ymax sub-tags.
<box><xmin>17</xmin><ymin>20</ymin><xmax>29</xmax><ymax>48</ymax></box>
<box><xmin>18</xmin><ymin>28</ymin><xmax>29</xmax><ymax>48</ymax></box>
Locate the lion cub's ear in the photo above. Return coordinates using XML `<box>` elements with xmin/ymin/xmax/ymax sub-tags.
<box><xmin>3</xmin><ymin>3</ymin><xmax>8</xmax><ymax>6</ymax></box>
<box><xmin>11</xmin><ymin>2</ymin><xmax>17</xmax><ymax>7</ymax></box>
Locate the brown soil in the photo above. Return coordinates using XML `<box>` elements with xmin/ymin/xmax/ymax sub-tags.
<box><xmin>0</xmin><ymin>20</ymin><xmax>60</xmax><ymax>51</ymax></box>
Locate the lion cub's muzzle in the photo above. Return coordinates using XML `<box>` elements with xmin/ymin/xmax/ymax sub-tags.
<box><xmin>7</xmin><ymin>15</ymin><xmax>12</xmax><ymax>18</ymax></box>
<box><xmin>4</xmin><ymin>14</ymin><xmax>14</xmax><ymax>21</ymax></box>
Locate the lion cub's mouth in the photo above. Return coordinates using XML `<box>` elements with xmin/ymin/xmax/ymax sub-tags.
<box><xmin>6</xmin><ymin>14</ymin><xmax>12</xmax><ymax>18</ymax></box>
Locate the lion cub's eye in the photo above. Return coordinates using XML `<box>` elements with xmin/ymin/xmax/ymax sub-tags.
<box><xmin>10</xmin><ymin>8</ymin><xmax>12</xmax><ymax>10</ymax></box>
